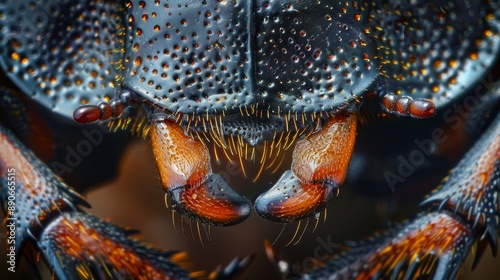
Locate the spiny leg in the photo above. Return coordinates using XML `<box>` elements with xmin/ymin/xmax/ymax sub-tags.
<box><xmin>0</xmin><ymin>123</ymin><xmax>253</xmax><ymax>279</ymax></box>
<box><xmin>0</xmin><ymin>125</ymin><xmax>194</xmax><ymax>279</ymax></box>
<box><xmin>255</xmin><ymin>112</ymin><xmax>357</xmax><ymax>223</ymax></box>
<box><xmin>301</xmin><ymin>212</ymin><xmax>474</xmax><ymax>280</ymax></box>
<box><xmin>150</xmin><ymin>115</ymin><xmax>251</xmax><ymax>226</ymax></box>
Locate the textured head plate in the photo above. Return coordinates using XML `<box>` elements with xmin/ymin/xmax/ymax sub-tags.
<box><xmin>122</xmin><ymin>0</ymin><xmax>257</xmax><ymax>115</ymax></box>
<box><xmin>122</xmin><ymin>0</ymin><xmax>379</xmax><ymax>115</ymax></box>
<box><xmin>0</xmin><ymin>0</ymin><xmax>124</xmax><ymax>119</ymax></box>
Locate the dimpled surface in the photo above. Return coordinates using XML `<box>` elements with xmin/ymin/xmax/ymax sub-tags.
<box><xmin>1</xmin><ymin>0</ymin><xmax>500</xmax><ymax>118</ymax></box>
<box><xmin>368</xmin><ymin>0</ymin><xmax>500</xmax><ymax>107</ymax></box>
<box><xmin>123</xmin><ymin>0</ymin><xmax>379</xmax><ymax>115</ymax></box>
<box><xmin>123</xmin><ymin>0</ymin><xmax>500</xmax><ymax>114</ymax></box>
<box><xmin>123</xmin><ymin>0</ymin><xmax>257</xmax><ymax>114</ymax></box>
<box><xmin>0</xmin><ymin>0</ymin><xmax>124</xmax><ymax>118</ymax></box>
<box><xmin>255</xmin><ymin>0</ymin><xmax>378</xmax><ymax>113</ymax></box>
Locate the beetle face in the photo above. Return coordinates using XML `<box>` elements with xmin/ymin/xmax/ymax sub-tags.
<box><xmin>1</xmin><ymin>0</ymin><xmax>500</xmax><ymax>279</ymax></box>
<box><xmin>1</xmin><ymin>0</ymin><xmax>499</xmax><ymax>226</ymax></box>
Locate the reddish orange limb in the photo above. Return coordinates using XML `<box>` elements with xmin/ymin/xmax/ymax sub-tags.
<box><xmin>423</xmin><ymin>114</ymin><xmax>500</xmax><ymax>254</ymax></box>
<box><xmin>292</xmin><ymin>112</ymin><xmax>357</xmax><ymax>183</ymax></box>
<box><xmin>255</xmin><ymin>112</ymin><xmax>357</xmax><ymax>222</ymax></box>
<box><xmin>150</xmin><ymin>118</ymin><xmax>211</xmax><ymax>188</ymax></box>
<box><xmin>150</xmin><ymin>117</ymin><xmax>251</xmax><ymax>226</ymax></box>
<box><xmin>42</xmin><ymin>212</ymin><xmax>196</xmax><ymax>280</ymax></box>
<box><xmin>0</xmin><ymin>126</ymin><xmax>89</xmax><ymax>257</ymax></box>
<box><xmin>0</xmin><ymin>125</ymin><xmax>248</xmax><ymax>279</ymax></box>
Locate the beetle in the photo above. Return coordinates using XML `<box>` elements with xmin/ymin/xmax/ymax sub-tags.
<box><xmin>0</xmin><ymin>0</ymin><xmax>499</xmax><ymax>279</ymax></box>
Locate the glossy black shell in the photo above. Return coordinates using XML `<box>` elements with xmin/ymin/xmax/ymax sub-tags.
<box><xmin>123</xmin><ymin>0</ymin><xmax>378</xmax><ymax>114</ymax></box>
<box><xmin>1</xmin><ymin>0</ymin><xmax>499</xmax><ymax>118</ymax></box>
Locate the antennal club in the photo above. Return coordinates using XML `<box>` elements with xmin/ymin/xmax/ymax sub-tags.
<box><xmin>73</xmin><ymin>92</ymin><xmax>133</xmax><ymax>123</ymax></box>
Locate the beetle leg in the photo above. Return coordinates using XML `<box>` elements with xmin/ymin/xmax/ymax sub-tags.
<box><xmin>150</xmin><ymin>116</ymin><xmax>251</xmax><ymax>226</ymax></box>
<box><xmin>73</xmin><ymin>99</ymin><xmax>125</xmax><ymax>123</ymax></box>
<box><xmin>0</xmin><ymin>125</ymin><xmax>195</xmax><ymax>279</ymax></box>
<box><xmin>422</xmin><ymin>114</ymin><xmax>500</xmax><ymax>254</ymax></box>
<box><xmin>255</xmin><ymin>112</ymin><xmax>357</xmax><ymax>223</ymax></box>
